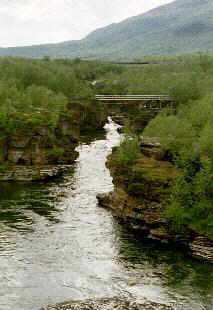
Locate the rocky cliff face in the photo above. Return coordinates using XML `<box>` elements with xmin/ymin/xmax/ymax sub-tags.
<box><xmin>98</xmin><ymin>139</ymin><xmax>213</xmax><ymax>263</ymax></box>
<box><xmin>0</xmin><ymin>103</ymin><xmax>107</xmax><ymax>181</ymax></box>
<box><xmin>0</xmin><ymin>121</ymin><xmax>78</xmax><ymax>181</ymax></box>
<box><xmin>0</xmin><ymin>125</ymin><xmax>78</xmax><ymax>165</ymax></box>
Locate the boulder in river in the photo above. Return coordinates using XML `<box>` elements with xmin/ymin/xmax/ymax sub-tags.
<box><xmin>40</xmin><ymin>297</ymin><xmax>173</xmax><ymax>310</ymax></box>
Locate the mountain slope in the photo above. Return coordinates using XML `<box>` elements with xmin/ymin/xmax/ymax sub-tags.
<box><xmin>0</xmin><ymin>0</ymin><xmax>213</xmax><ymax>60</ymax></box>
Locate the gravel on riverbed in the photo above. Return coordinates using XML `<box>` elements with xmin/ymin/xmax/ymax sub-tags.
<box><xmin>40</xmin><ymin>297</ymin><xmax>173</xmax><ymax>310</ymax></box>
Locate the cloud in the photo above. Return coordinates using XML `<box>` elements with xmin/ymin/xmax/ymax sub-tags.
<box><xmin>0</xmin><ymin>0</ymin><xmax>174</xmax><ymax>47</ymax></box>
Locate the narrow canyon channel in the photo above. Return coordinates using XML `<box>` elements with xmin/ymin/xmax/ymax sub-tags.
<box><xmin>0</xmin><ymin>119</ymin><xmax>212</xmax><ymax>310</ymax></box>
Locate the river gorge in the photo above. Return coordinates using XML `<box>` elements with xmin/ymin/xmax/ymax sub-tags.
<box><xmin>0</xmin><ymin>119</ymin><xmax>212</xmax><ymax>310</ymax></box>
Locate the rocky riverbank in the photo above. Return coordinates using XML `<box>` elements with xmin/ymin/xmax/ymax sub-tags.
<box><xmin>0</xmin><ymin>103</ymin><xmax>107</xmax><ymax>181</ymax></box>
<box><xmin>40</xmin><ymin>297</ymin><xmax>173</xmax><ymax>310</ymax></box>
<box><xmin>0</xmin><ymin>126</ymin><xmax>78</xmax><ymax>182</ymax></box>
<box><xmin>98</xmin><ymin>138</ymin><xmax>213</xmax><ymax>263</ymax></box>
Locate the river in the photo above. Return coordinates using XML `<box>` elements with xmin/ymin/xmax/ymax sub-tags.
<box><xmin>0</xmin><ymin>119</ymin><xmax>212</xmax><ymax>310</ymax></box>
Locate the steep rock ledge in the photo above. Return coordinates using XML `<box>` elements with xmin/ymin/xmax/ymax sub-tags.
<box><xmin>0</xmin><ymin>103</ymin><xmax>107</xmax><ymax>181</ymax></box>
<box><xmin>0</xmin><ymin>124</ymin><xmax>78</xmax><ymax>181</ymax></box>
<box><xmin>98</xmin><ymin>139</ymin><xmax>213</xmax><ymax>263</ymax></box>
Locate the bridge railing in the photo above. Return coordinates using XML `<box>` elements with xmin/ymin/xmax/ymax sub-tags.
<box><xmin>95</xmin><ymin>95</ymin><xmax>171</xmax><ymax>101</ymax></box>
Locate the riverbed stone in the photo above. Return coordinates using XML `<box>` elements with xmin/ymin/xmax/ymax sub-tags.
<box><xmin>40</xmin><ymin>297</ymin><xmax>173</xmax><ymax>310</ymax></box>
<box><xmin>140</xmin><ymin>137</ymin><xmax>165</xmax><ymax>160</ymax></box>
<box><xmin>190</xmin><ymin>236</ymin><xmax>213</xmax><ymax>263</ymax></box>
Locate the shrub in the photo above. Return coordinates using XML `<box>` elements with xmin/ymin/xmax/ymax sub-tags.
<box><xmin>111</xmin><ymin>136</ymin><xmax>141</xmax><ymax>168</ymax></box>
<box><xmin>169</xmin><ymin>77</ymin><xmax>200</xmax><ymax>106</ymax></box>
<box><xmin>0</xmin><ymin>81</ymin><xmax>67</xmax><ymax>135</ymax></box>
<box><xmin>166</xmin><ymin>158</ymin><xmax>213</xmax><ymax>237</ymax></box>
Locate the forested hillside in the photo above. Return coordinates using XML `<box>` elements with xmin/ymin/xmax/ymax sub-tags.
<box><xmin>0</xmin><ymin>0</ymin><xmax>213</xmax><ymax>60</ymax></box>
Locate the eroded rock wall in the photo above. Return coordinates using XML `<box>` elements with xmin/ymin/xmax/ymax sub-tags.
<box><xmin>0</xmin><ymin>103</ymin><xmax>107</xmax><ymax>181</ymax></box>
<box><xmin>98</xmin><ymin>140</ymin><xmax>213</xmax><ymax>263</ymax></box>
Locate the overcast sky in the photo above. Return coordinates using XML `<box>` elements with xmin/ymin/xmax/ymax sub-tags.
<box><xmin>0</xmin><ymin>0</ymin><xmax>174</xmax><ymax>47</ymax></box>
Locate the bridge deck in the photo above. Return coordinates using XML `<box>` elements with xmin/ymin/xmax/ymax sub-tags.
<box><xmin>70</xmin><ymin>95</ymin><xmax>174</xmax><ymax>109</ymax></box>
<box><xmin>95</xmin><ymin>95</ymin><xmax>171</xmax><ymax>101</ymax></box>
<box><xmin>95</xmin><ymin>95</ymin><xmax>173</xmax><ymax>109</ymax></box>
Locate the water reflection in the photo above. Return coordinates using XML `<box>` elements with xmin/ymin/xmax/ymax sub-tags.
<box><xmin>0</xmin><ymin>169</ymin><xmax>76</xmax><ymax>230</ymax></box>
<box><xmin>115</xmin><ymin>225</ymin><xmax>213</xmax><ymax>309</ymax></box>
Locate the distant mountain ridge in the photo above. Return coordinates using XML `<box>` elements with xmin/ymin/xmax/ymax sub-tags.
<box><xmin>0</xmin><ymin>0</ymin><xmax>213</xmax><ymax>60</ymax></box>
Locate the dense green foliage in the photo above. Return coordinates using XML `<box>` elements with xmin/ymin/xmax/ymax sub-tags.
<box><xmin>0</xmin><ymin>82</ymin><xmax>67</xmax><ymax>136</ymax></box>
<box><xmin>111</xmin><ymin>136</ymin><xmax>141</xmax><ymax>167</ymax></box>
<box><xmin>141</xmin><ymin>75</ymin><xmax>213</xmax><ymax>238</ymax></box>
<box><xmin>0</xmin><ymin>0</ymin><xmax>213</xmax><ymax>60</ymax></box>
<box><xmin>144</xmin><ymin>96</ymin><xmax>213</xmax><ymax>237</ymax></box>
<box><xmin>121</xmin><ymin>56</ymin><xmax>212</xmax><ymax>100</ymax></box>
<box><xmin>0</xmin><ymin>57</ymin><xmax>122</xmax><ymax>135</ymax></box>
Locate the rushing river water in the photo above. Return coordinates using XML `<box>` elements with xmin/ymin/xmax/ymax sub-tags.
<box><xmin>0</xmin><ymin>119</ymin><xmax>212</xmax><ymax>310</ymax></box>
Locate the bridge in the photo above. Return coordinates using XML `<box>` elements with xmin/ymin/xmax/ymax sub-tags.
<box><xmin>95</xmin><ymin>95</ymin><xmax>174</xmax><ymax>110</ymax></box>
